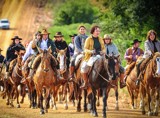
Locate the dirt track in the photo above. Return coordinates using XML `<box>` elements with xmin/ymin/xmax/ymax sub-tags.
<box><xmin>0</xmin><ymin>0</ymin><xmax>52</xmax><ymax>55</ymax></box>
<box><xmin>0</xmin><ymin>88</ymin><xmax>159</xmax><ymax>118</ymax></box>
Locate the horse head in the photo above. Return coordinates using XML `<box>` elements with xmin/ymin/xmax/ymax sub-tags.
<box><xmin>152</xmin><ymin>52</ymin><xmax>160</xmax><ymax>77</ymax></box>
<box><xmin>105</xmin><ymin>54</ymin><xmax>119</xmax><ymax>80</ymax></box>
<box><xmin>38</xmin><ymin>46</ymin><xmax>53</xmax><ymax>72</ymax></box>
<box><xmin>56</xmin><ymin>48</ymin><xmax>67</xmax><ymax>74</ymax></box>
<box><xmin>15</xmin><ymin>50</ymin><xmax>25</xmax><ymax>67</ymax></box>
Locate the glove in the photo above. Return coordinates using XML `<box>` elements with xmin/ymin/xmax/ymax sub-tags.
<box><xmin>90</xmin><ymin>50</ymin><xmax>96</xmax><ymax>54</ymax></box>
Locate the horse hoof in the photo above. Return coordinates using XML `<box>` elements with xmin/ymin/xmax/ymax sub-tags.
<box><xmin>6</xmin><ymin>102</ymin><xmax>9</xmax><ymax>105</ymax></box>
<box><xmin>142</xmin><ymin>111</ymin><xmax>146</xmax><ymax>115</ymax></box>
<box><xmin>64</xmin><ymin>105</ymin><xmax>68</xmax><ymax>110</ymax></box>
<box><xmin>87</xmin><ymin>104</ymin><xmax>91</xmax><ymax>110</ymax></box>
<box><xmin>16</xmin><ymin>104</ymin><xmax>20</xmax><ymax>108</ymax></box>
<box><xmin>10</xmin><ymin>104</ymin><xmax>14</xmax><ymax>107</ymax></box>
<box><xmin>115</xmin><ymin>106</ymin><xmax>119</xmax><ymax>110</ymax></box>
<box><xmin>92</xmin><ymin>112</ymin><xmax>98</xmax><ymax>117</ymax></box>
<box><xmin>153</xmin><ymin>112</ymin><xmax>158</xmax><ymax>116</ymax></box>
<box><xmin>45</xmin><ymin>109</ymin><xmax>48</xmax><ymax>113</ymax></box>
<box><xmin>148</xmin><ymin>112</ymin><xmax>153</xmax><ymax>116</ymax></box>
<box><xmin>40</xmin><ymin>111</ymin><xmax>45</xmax><ymax>115</ymax></box>
<box><xmin>84</xmin><ymin>108</ymin><xmax>87</xmax><ymax>112</ymax></box>
<box><xmin>53</xmin><ymin>107</ymin><xmax>57</xmax><ymax>110</ymax></box>
<box><xmin>20</xmin><ymin>101</ymin><xmax>23</xmax><ymax>104</ymax></box>
<box><xmin>76</xmin><ymin>108</ymin><xmax>81</xmax><ymax>112</ymax></box>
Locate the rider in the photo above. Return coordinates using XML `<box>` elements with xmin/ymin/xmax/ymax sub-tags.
<box><xmin>68</xmin><ymin>34</ymin><xmax>77</xmax><ymax>57</ymax></box>
<box><xmin>103</xmin><ymin>34</ymin><xmax>126</xmax><ymax>88</ymax></box>
<box><xmin>69</xmin><ymin>25</ymin><xmax>88</xmax><ymax>80</ymax></box>
<box><xmin>5</xmin><ymin>36</ymin><xmax>25</xmax><ymax>79</ymax></box>
<box><xmin>54</xmin><ymin>32</ymin><xmax>70</xmax><ymax>69</ymax></box>
<box><xmin>21</xmin><ymin>31</ymin><xmax>42</xmax><ymax>65</ymax></box>
<box><xmin>124</xmin><ymin>39</ymin><xmax>144</xmax><ymax>82</ymax></box>
<box><xmin>136</xmin><ymin>30</ymin><xmax>160</xmax><ymax>85</ymax></box>
<box><xmin>0</xmin><ymin>48</ymin><xmax>5</xmax><ymax>72</ymax></box>
<box><xmin>26</xmin><ymin>29</ymin><xmax>62</xmax><ymax>83</ymax></box>
<box><xmin>80</xmin><ymin>25</ymin><xmax>105</xmax><ymax>89</ymax></box>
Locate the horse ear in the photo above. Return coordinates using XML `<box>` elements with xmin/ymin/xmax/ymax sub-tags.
<box><xmin>37</xmin><ymin>45</ymin><xmax>43</xmax><ymax>53</ymax></box>
<box><xmin>15</xmin><ymin>50</ymin><xmax>19</xmax><ymax>55</ymax></box>
<box><xmin>56</xmin><ymin>48</ymin><xmax>60</xmax><ymax>53</ymax></box>
<box><xmin>64</xmin><ymin>48</ymin><xmax>67</xmax><ymax>53</ymax></box>
<box><xmin>48</xmin><ymin>46</ymin><xmax>52</xmax><ymax>54</ymax></box>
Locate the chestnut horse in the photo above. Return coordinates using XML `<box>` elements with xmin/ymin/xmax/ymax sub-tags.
<box><xmin>125</xmin><ymin>61</ymin><xmax>140</xmax><ymax>109</ymax></box>
<box><xmin>140</xmin><ymin>52</ymin><xmax>160</xmax><ymax>116</ymax></box>
<box><xmin>33</xmin><ymin>47</ymin><xmax>57</xmax><ymax>114</ymax></box>
<box><xmin>9</xmin><ymin>51</ymin><xmax>26</xmax><ymax>108</ymax></box>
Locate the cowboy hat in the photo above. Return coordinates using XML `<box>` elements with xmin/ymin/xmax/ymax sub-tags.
<box><xmin>103</xmin><ymin>34</ymin><xmax>111</xmax><ymax>40</ymax></box>
<box><xmin>41</xmin><ymin>29</ymin><xmax>50</xmax><ymax>35</ymax></box>
<box><xmin>69</xmin><ymin>34</ymin><xmax>77</xmax><ymax>37</ymax></box>
<box><xmin>54</xmin><ymin>32</ymin><xmax>64</xmax><ymax>37</ymax></box>
<box><xmin>0</xmin><ymin>48</ymin><xmax>3</xmax><ymax>52</ymax></box>
<box><xmin>131</xmin><ymin>39</ymin><xmax>142</xmax><ymax>45</ymax></box>
<box><xmin>35</xmin><ymin>31</ymin><xmax>41</xmax><ymax>36</ymax></box>
<box><xmin>11</xmin><ymin>36</ymin><xmax>22</xmax><ymax>40</ymax></box>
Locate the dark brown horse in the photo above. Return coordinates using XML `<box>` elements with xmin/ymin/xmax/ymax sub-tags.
<box><xmin>140</xmin><ymin>52</ymin><xmax>160</xmax><ymax>116</ymax></box>
<box><xmin>33</xmin><ymin>47</ymin><xmax>57</xmax><ymax>114</ymax></box>
<box><xmin>87</xmin><ymin>54</ymin><xmax>115</xmax><ymax>118</ymax></box>
<box><xmin>21</xmin><ymin>55</ymin><xmax>37</xmax><ymax>108</ymax></box>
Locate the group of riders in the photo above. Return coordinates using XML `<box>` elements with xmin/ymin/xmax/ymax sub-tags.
<box><xmin>0</xmin><ymin>25</ymin><xmax>160</xmax><ymax>91</ymax></box>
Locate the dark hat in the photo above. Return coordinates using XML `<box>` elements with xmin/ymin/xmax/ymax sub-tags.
<box><xmin>41</xmin><ymin>29</ymin><xmax>50</xmax><ymax>35</ymax></box>
<box><xmin>35</xmin><ymin>31</ymin><xmax>41</xmax><ymax>36</ymax></box>
<box><xmin>131</xmin><ymin>39</ymin><xmax>142</xmax><ymax>45</ymax></box>
<box><xmin>11</xmin><ymin>36</ymin><xmax>22</xmax><ymax>40</ymax></box>
<box><xmin>54</xmin><ymin>32</ymin><xmax>64</xmax><ymax>37</ymax></box>
<box><xmin>0</xmin><ymin>48</ymin><xmax>3</xmax><ymax>52</ymax></box>
<box><xmin>69</xmin><ymin>34</ymin><xmax>77</xmax><ymax>37</ymax></box>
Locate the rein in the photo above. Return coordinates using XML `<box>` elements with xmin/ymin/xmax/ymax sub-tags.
<box><xmin>94</xmin><ymin>69</ymin><xmax>117</xmax><ymax>87</ymax></box>
<box><xmin>15</xmin><ymin>64</ymin><xmax>23</xmax><ymax>79</ymax></box>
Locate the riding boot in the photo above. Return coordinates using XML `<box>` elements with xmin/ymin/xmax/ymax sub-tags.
<box><xmin>80</xmin><ymin>73</ymin><xmax>89</xmax><ymax>89</ymax></box>
<box><xmin>119</xmin><ymin>73</ymin><xmax>126</xmax><ymax>89</ymax></box>
<box><xmin>69</xmin><ymin>66</ymin><xmax>75</xmax><ymax>81</ymax></box>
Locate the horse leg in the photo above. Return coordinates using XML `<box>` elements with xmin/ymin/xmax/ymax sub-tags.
<box><xmin>106</xmin><ymin>87</ymin><xmax>110</xmax><ymax>110</ymax></box>
<box><xmin>16</xmin><ymin>86</ymin><xmax>20</xmax><ymax>108</ymax></box>
<box><xmin>102</xmin><ymin>88</ymin><xmax>107</xmax><ymax>118</ymax></box>
<box><xmin>45</xmin><ymin>89</ymin><xmax>50</xmax><ymax>113</ymax></box>
<box><xmin>83</xmin><ymin>89</ymin><xmax>87</xmax><ymax>112</ymax></box>
<box><xmin>147</xmin><ymin>88</ymin><xmax>153</xmax><ymax>116</ymax></box>
<box><xmin>96</xmin><ymin>89</ymin><xmax>100</xmax><ymax>106</ymax></box>
<box><xmin>20</xmin><ymin>84</ymin><xmax>26</xmax><ymax>104</ymax></box>
<box><xmin>140</xmin><ymin>85</ymin><xmax>146</xmax><ymax>115</ymax></box>
<box><xmin>133</xmin><ymin>89</ymin><xmax>139</xmax><ymax>109</ymax></box>
<box><xmin>153</xmin><ymin>88</ymin><xmax>159</xmax><ymax>116</ymax></box>
<box><xmin>127</xmin><ymin>86</ymin><xmax>134</xmax><ymax>109</ymax></box>
<box><xmin>76</xmin><ymin>89</ymin><xmax>82</xmax><ymax>112</ymax></box>
<box><xmin>115</xmin><ymin>87</ymin><xmax>119</xmax><ymax>110</ymax></box>
<box><xmin>92</xmin><ymin>90</ymin><xmax>98</xmax><ymax>117</ymax></box>
<box><xmin>64</xmin><ymin>84</ymin><xmax>68</xmax><ymax>110</ymax></box>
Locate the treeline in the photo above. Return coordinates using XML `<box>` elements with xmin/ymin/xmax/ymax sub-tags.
<box><xmin>47</xmin><ymin>0</ymin><xmax>160</xmax><ymax>65</ymax></box>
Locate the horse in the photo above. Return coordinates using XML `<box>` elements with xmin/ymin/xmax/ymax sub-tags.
<box><xmin>8</xmin><ymin>51</ymin><xmax>26</xmax><ymax>108</ymax></box>
<box><xmin>105</xmin><ymin>55</ymin><xmax>121</xmax><ymax>110</ymax></box>
<box><xmin>87</xmin><ymin>54</ymin><xmax>115</xmax><ymax>118</ymax></box>
<box><xmin>139</xmin><ymin>52</ymin><xmax>160</xmax><ymax>116</ymax></box>
<box><xmin>68</xmin><ymin>54</ymin><xmax>88</xmax><ymax>112</ymax></box>
<box><xmin>33</xmin><ymin>47</ymin><xmax>57</xmax><ymax>114</ymax></box>
<box><xmin>125</xmin><ymin>60</ymin><xmax>141</xmax><ymax>109</ymax></box>
<box><xmin>51</xmin><ymin>48</ymin><xmax>69</xmax><ymax>110</ymax></box>
<box><xmin>21</xmin><ymin>55</ymin><xmax>37</xmax><ymax>109</ymax></box>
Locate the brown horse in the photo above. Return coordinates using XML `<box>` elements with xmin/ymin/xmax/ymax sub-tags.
<box><xmin>126</xmin><ymin>60</ymin><xmax>140</xmax><ymax>109</ymax></box>
<box><xmin>52</xmin><ymin>48</ymin><xmax>69</xmax><ymax>110</ymax></box>
<box><xmin>140</xmin><ymin>52</ymin><xmax>160</xmax><ymax>116</ymax></box>
<box><xmin>33</xmin><ymin>47</ymin><xmax>57</xmax><ymax>114</ymax></box>
<box><xmin>21</xmin><ymin>55</ymin><xmax>37</xmax><ymax>108</ymax></box>
<box><xmin>9</xmin><ymin>51</ymin><xmax>26</xmax><ymax>108</ymax></box>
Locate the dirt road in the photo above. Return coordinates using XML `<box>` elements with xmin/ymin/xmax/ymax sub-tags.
<box><xmin>0</xmin><ymin>0</ymin><xmax>52</xmax><ymax>55</ymax></box>
<box><xmin>0</xmin><ymin>88</ymin><xmax>159</xmax><ymax>118</ymax></box>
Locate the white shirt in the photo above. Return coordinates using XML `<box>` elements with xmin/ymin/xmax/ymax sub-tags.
<box><xmin>23</xmin><ymin>41</ymin><xmax>36</xmax><ymax>61</ymax></box>
<box><xmin>40</xmin><ymin>39</ymin><xmax>48</xmax><ymax>50</ymax></box>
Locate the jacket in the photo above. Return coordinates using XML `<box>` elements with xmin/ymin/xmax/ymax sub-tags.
<box><xmin>36</xmin><ymin>38</ymin><xmax>57</xmax><ymax>57</ymax></box>
<box><xmin>6</xmin><ymin>43</ymin><xmax>25</xmax><ymax>62</ymax></box>
<box><xmin>84</xmin><ymin>35</ymin><xmax>105</xmax><ymax>61</ymax></box>
<box><xmin>144</xmin><ymin>39</ymin><xmax>160</xmax><ymax>53</ymax></box>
